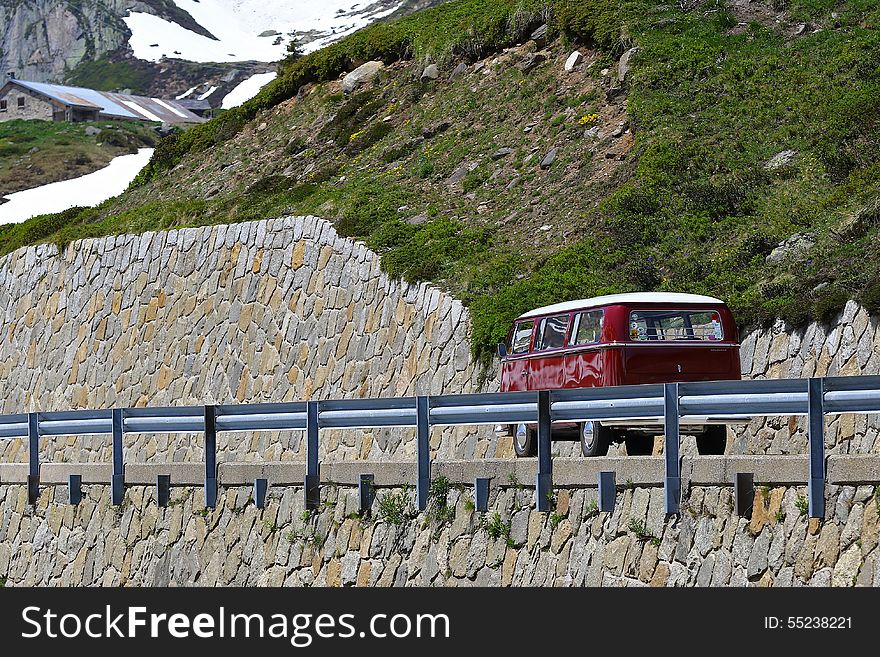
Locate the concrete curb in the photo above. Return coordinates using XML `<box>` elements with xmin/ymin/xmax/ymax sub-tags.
<box><xmin>1</xmin><ymin>456</ymin><xmax>877</xmax><ymax>488</ymax></box>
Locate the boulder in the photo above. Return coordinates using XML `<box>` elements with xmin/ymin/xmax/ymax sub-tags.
<box><xmin>421</xmin><ymin>64</ymin><xmax>440</xmax><ymax>80</ymax></box>
<box><xmin>492</xmin><ymin>147</ymin><xmax>514</xmax><ymax>160</ymax></box>
<box><xmin>540</xmin><ymin>147</ymin><xmax>557</xmax><ymax>169</ymax></box>
<box><xmin>450</xmin><ymin>62</ymin><xmax>468</xmax><ymax>79</ymax></box>
<box><xmin>84</xmin><ymin>126</ymin><xmax>102</xmax><ymax>136</ymax></box>
<box><xmin>342</xmin><ymin>61</ymin><xmax>384</xmax><ymax>94</ymax></box>
<box><xmin>517</xmin><ymin>52</ymin><xmax>547</xmax><ymax>73</ymax></box>
<box><xmin>530</xmin><ymin>24</ymin><xmax>548</xmax><ymax>46</ymax></box>
<box><xmin>764</xmin><ymin>149</ymin><xmax>798</xmax><ymax>171</ymax></box>
<box><xmin>564</xmin><ymin>51</ymin><xmax>582</xmax><ymax>72</ymax></box>
<box><xmin>765</xmin><ymin>232</ymin><xmax>816</xmax><ymax>265</ymax></box>
<box><xmin>618</xmin><ymin>47</ymin><xmax>638</xmax><ymax>81</ymax></box>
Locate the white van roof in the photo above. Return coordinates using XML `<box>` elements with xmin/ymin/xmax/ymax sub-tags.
<box><xmin>517</xmin><ymin>292</ymin><xmax>725</xmax><ymax>319</ymax></box>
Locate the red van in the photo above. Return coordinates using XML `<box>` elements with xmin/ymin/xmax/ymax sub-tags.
<box><xmin>498</xmin><ymin>293</ymin><xmax>742</xmax><ymax>457</ymax></box>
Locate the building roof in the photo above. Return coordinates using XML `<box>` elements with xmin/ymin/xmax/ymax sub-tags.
<box><xmin>5</xmin><ymin>79</ymin><xmax>204</xmax><ymax>124</ymax></box>
<box><xmin>517</xmin><ymin>293</ymin><xmax>725</xmax><ymax>319</ymax></box>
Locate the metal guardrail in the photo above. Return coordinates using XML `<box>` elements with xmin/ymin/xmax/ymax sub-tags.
<box><xmin>2</xmin><ymin>376</ymin><xmax>880</xmax><ymax>517</ymax></box>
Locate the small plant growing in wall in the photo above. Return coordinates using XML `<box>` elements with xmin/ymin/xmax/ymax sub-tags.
<box><xmin>795</xmin><ymin>495</ymin><xmax>809</xmax><ymax>516</ymax></box>
<box><xmin>0</xmin><ymin>577</ymin><xmax>6</xmax><ymax>588</ymax></box>
<box><xmin>549</xmin><ymin>512</ymin><xmax>565</xmax><ymax>530</ymax></box>
<box><xmin>426</xmin><ymin>476</ymin><xmax>455</xmax><ymax>528</ymax></box>
<box><xmin>775</xmin><ymin>510</ymin><xmax>786</xmax><ymax>524</ymax></box>
<box><xmin>464</xmin><ymin>497</ymin><xmax>476</xmax><ymax>512</ymax></box>
<box><xmin>485</xmin><ymin>512</ymin><xmax>510</xmax><ymax>541</ymax></box>
<box><xmin>628</xmin><ymin>518</ymin><xmax>659</xmax><ymax>545</ymax></box>
<box><xmin>378</xmin><ymin>489</ymin><xmax>413</xmax><ymax>526</ymax></box>
<box><xmin>585</xmin><ymin>501</ymin><xmax>599</xmax><ymax>519</ymax></box>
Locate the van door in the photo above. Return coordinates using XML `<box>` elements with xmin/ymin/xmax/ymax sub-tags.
<box><xmin>527</xmin><ymin>314</ymin><xmax>570</xmax><ymax>390</ymax></box>
<box><xmin>563</xmin><ymin>309</ymin><xmax>604</xmax><ymax>388</ymax></box>
<box><xmin>502</xmin><ymin>319</ymin><xmax>534</xmax><ymax>392</ymax></box>
<box><xmin>623</xmin><ymin>308</ymin><xmax>739</xmax><ymax>383</ymax></box>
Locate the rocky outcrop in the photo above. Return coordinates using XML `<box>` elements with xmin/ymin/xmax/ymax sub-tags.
<box><xmin>0</xmin><ymin>0</ymin><xmax>213</xmax><ymax>83</ymax></box>
<box><xmin>0</xmin><ymin>1</ymin><xmax>268</xmax><ymax>98</ymax></box>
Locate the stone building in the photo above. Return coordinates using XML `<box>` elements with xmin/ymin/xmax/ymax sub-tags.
<box><xmin>0</xmin><ymin>75</ymin><xmax>204</xmax><ymax>125</ymax></box>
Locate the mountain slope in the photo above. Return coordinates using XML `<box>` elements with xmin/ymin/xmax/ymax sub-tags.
<box><xmin>3</xmin><ymin>0</ymin><xmax>880</xmax><ymax>365</ymax></box>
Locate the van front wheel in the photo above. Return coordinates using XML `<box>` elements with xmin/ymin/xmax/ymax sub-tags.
<box><xmin>513</xmin><ymin>423</ymin><xmax>537</xmax><ymax>457</ymax></box>
<box><xmin>580</xmin><ymin>421</ymin><xmax>611</xmax><ymax>457</ymax></box>
<box><xmin>697</xmin><ymin>425</ymin><xmax>727</xmax><ymax>455</ymax></box>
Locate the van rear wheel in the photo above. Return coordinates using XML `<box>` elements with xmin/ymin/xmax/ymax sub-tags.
<box><xmin>697</xmin><ymin>425</ymin><xmax>727</xmax><ymax>455</ymax></box>
<box><xmin>513</xmin><ymin>422</ymin><xmax>537</xmax><ymax>457</ymax></box>
<box><xmin>580</xmin><ymin>421</ymin><xmax>611</xmax><ymax>457</ymax></box>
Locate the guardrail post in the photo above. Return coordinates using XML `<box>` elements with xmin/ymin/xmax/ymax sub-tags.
<box><xmin>807</xmin><ymin>377</ymin><xmax>826</xmax><ymax>519</ymax></box>
<box><xmin>111</xmin><ymin>408</ymin><xmax>125</xmax><ymax>506</ymax></box>
<box><xmin>474</xmin><ymin>477</ymin><xmax>490</xmax><ymax>512</ymax></box>
<box><xmin>416</xmin><ymin>395</ymin><xmax>430</xmax><ymax>512</ymax></box>
<box><xmin>663</xmin><ymin>383</ymin><xmax>681</xmax><ymax>515</ymax></box>
<box><xmin>598</xmin><ymin>471</ymin><xmax>615</xmax><ymax>512</ymax></box>
<box><xmin>254</xmin><ymin>478</ymin><xmax>269</xmax><ymax>509</ymax></box>
<box><xmin>305</xmin><ymin>400</ymin><xmax>320</xmax><ymax>510</ymax></box>
<box><xmin>156</xmin><ymin>475</ymin><xmax>171</xmax><ymax>507</ymax></box>
<box><xmin>359</xmin><ymin>474</ymin><xmax>374</xmax><ymax>514</ymax></box>
<box><xmin>27</xmin><ymin>412</ymin><xmax>39</xmax><ymax>505</ymax></box>
<box><xmin>734</xmin><ymin>473</ymin><xmax>754</xmax><ymax>517</ymax></box>
<box><xmin>68</xmin><ymin>474</ymin><xmax>82</xmax><ymax>506</ymax></box>
<box><xmin>204</xmin><ymin>405</ymin><xmax>218</xmax><ymax>509</ymax></box>
<box><xmin>536</xmin><ymin>390</ymin><xmax>553</xmax><ymax>512</ymax></box>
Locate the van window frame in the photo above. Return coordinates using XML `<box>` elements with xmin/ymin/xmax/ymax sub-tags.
<box><xmin>568</xmin><ymin>309</ymin><xmax>605</xmax><ymax>347</ymax></box>
<box><xmin>533</xmin><ymin>313</ymin><xmax>572</xmax><ymax>353</ymax></box>
<box><xmin>627</xmin><ymin>308</ymin><xmax>725</xmax><ymax>342</ymax></box>
<box><xmin>510</xmin><ymin>319</ymin><xmax>536</xmax><ymax>355</ymax></box>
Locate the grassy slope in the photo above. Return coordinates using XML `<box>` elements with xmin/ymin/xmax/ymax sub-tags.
<box><xmin>2</xmin><ymin>0</ymin><xmax>880</xmax><ymax>366</ymax></box>
<box><xmin>0</xmin><ymin>119</ymin><xmax>157</xmax><ymax>194</ymax></box>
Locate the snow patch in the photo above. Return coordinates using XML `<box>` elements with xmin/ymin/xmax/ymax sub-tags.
<box><xmin>124</xmin><ymin>0</ymin><xmax>406</xmax><ymax>64</ymax></box>
<box><xmin>197</xmin><ymin>86</ymin><xmax>218</xmax><ymax>100</ymax></box>
<box><xmin>176</xmin><ymin>85</ymin><xmax>198</xmax><ymax>99</ymax></box>
<box><xmin>221</xmin><ymin>72</ymin><xmax>278</xmax><ymax>109</ymax></box>
<box><xmin>0</xmin><ymin>149</ymin><xmax>154</xmax><ymax>226</ymax></box>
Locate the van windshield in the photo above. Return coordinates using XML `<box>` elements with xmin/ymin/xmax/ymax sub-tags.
<box><xmin>629</xmin><ymin>310</ymin><xmax>723</xmax><ymax>341</ymax></box>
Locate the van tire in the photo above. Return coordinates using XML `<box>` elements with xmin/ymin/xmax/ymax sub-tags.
<box><xmin>580</xmin><ymin>421</ymin><xmax>611</xmax><ymax>457</ymax></box>
<box><xmin>513</xmin><ymin>423</ymin><xmax>537</xmax><ymax>457</ymax></box>
<box><xmin>697</xmin><ymin>425</ymin><xmax>727</xmax><ymax>455</ymax></box>
<box><xmin>624</xmin><ymin>433</ymin><xmax>653</xmax><ymax>456</ymax></box>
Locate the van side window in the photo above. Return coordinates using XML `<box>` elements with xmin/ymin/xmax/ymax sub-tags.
<box><xmin>511</xmin><ymin>320</ymin><xmax>534</xmax><ymax>354</ymax></box>
<box><xmin>535</xmin><ymin>314</ymin><xmax>569</xmax><ymax>351</ymax></box>
<box><xmin>629</xmin><ymin>310</ymin><xmax>724</xmax><ymax>341</ymax></box>
<box><xmin>570</xmin><ymin>310</ymin><xmax>603</xmax><ymax>345</ymax></box>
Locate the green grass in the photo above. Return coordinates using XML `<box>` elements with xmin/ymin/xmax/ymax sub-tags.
<box><xmin>0</xmin><ymin>119</ymin><xmax>156</xmax><ymax>194</ymax></box>
<box><xmin>65</xmin><ymin>57</ymin><xmax>155</xmax><ymax>92</ymax></box>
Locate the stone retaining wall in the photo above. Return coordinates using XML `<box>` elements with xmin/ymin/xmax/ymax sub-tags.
<box><xmin>1</xmin><ymin>478</ymin><xmax>877</xmax><ymax>587</ymax></box>
<box><xmin>733</xmin><ymin>303</ymin><xmax>880</xmax><ymax>456</ymax></box>
<box><xmin>0</xmin><ymin>216</ymin><xmax>502</xmax><ymax>465</ymax></box>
